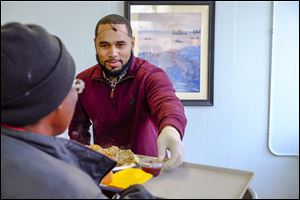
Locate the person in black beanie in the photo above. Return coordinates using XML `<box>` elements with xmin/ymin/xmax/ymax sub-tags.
<box><xmin>1</xmin><ymin>22</ymin><xmax>154</xmax><ymax>199</ymax></box>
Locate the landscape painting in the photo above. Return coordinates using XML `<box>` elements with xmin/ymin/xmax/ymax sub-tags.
<box><xmin>135</xmin><ymin>13</ymin><xmax>201</xmax><ymax>93</ymax></box>
<box><xmin>125</xmin><ymin>2</ymin><xmax>215</xmax><ymax>105</ymax></box>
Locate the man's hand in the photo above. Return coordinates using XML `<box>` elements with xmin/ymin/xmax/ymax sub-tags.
<box><xmin>157</xmin><ymin>126</ymin><xmax>184</xmax><ymax>169</ymax></box>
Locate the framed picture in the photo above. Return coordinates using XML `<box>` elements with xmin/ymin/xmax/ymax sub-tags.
<box><xmin>124</xmin><ymin>1</ymin><xmax>215</xmax><ymax>106</ymax></box>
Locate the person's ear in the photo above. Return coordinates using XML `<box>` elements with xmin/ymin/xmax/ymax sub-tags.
<box><xmin>94</xmin><ymin>37</ymin><xmax>97</xmax><ymax>49</ymax></box>
<box><xmin>131</xmin><ymin>36</ymin><xmax>135</xmax><ymax>50</ymax></box>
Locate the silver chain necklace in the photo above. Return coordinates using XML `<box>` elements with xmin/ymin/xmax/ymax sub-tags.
<box><xmin>103</xmin><ymin>70</ymin><xmax>127</xmax><ymax>88</ymax></box>
<box><xmin>103</xmin><ymin>70</ymin><xmax>127</xmax><ymax>98</ymax></box>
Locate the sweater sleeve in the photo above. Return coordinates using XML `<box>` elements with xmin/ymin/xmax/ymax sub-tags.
<box><xmin>68</xmin><ymin>98</ymin><xmax>92</xmax><ymax>145</ymax></box>
<box><xmin>145</xmin><ymin>68</ymin><xmax>187</xmax><ymax>139</ymax></box>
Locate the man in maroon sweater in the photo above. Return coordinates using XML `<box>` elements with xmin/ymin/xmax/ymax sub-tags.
<box><xmin>69</xmin><ymin>14</ymin><xmax>187</xmax><ymax>169</ymax></box>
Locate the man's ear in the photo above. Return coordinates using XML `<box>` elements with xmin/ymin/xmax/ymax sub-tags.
<box><xmin>94</xmin><ymin>37</ymin><xmax>97</xmax><ymax>48</ymax></box>
<box><xmin>131</xmin><ymin>36</ymin><xmax>135</xmax><ymax>50</ymax></box>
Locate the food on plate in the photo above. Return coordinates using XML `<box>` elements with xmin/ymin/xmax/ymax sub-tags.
<box><xmin>89</xmin><ymin>144</ymin><xmax>105</xmax><ymax>154</ymax></box>
<box><xmin>89</xmin><ymin>144</ymin><xmax>136</xmax><ymax>167</ymax></box>
<box><xmin>103</xmin><ymin>145</ymin><xmax>136</xmax><ymax>166</ymax></box>
<box><xmin>106</xmin><ymin>168</ymin><xmax>153</xmax><ymax>189</ymax></box>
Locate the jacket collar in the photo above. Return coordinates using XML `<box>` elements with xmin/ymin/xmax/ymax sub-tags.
<box><xmin>1</xmin><ymin>127</ymin><xmax>116</xmax><ymax>183</ymax></box>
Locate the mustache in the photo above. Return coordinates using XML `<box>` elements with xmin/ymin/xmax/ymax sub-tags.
<box><xmin>96</xmin><ymin>52</ymin><xmax>133</xmax><ymax>78</ymax></box>
<box><xmin>104</xmin><ymin>59</ymin><xmax>123</xmax><ymax>65</ymax></box>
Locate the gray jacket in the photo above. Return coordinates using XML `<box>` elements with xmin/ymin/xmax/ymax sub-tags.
<box><xmin>1</xmin><ymin>127</ymin><xmax>116</xmax><ymax>199</ymax></box>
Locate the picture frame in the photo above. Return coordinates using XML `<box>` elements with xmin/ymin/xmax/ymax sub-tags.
<box><xmin>124</xmin><ymin>1</ymin><xmax>215</xmax><ymax>106</ymax></box>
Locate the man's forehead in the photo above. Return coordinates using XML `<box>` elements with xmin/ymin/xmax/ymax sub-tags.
<box><xmin>97</xmin><ymin>24</ymin><xmax>129</xmax><ymax>36</ymax></box>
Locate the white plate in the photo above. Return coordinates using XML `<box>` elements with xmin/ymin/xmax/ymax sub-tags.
<box><xmin>112</xmin><ymin>163</ymin><xmax>137</xmax><ymax>172</ymax></box>
<box><xmin>112</xmin><ymin>155</ymin><xmax>140</xmax><ymax>172</ymax></box>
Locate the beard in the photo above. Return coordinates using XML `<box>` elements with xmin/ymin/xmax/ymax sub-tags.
<box><xmin>96</xmin><ymin>52</ymin><xmax>133</xmax><ymax>78</ymax></box>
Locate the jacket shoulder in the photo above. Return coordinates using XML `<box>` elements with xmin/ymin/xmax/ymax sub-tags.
<box><xmin>1</xmin><ymin>134</ymin><xmax>106</xmax><ymax>199</ymax></box>
<box><xmin>76</xmin><ymin>64</ymin><xmax>100</xmax><ymax>80</ymax></box>
<box><xmin>135</xmin><ymin>57</ymin><xmax>165</xmax><ymax>75</ymax></box>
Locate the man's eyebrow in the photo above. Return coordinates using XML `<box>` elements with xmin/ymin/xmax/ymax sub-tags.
<box><xmin>99</xmin><ymin>41</ymin><xmax>109</xmax><ymax>44</ymax></box>
<box><xmin>98</xmin><ymin>40</ymin><xmax>127</xmax><ymax>45</ymax></box>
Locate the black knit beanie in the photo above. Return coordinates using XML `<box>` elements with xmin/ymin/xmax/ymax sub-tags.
<box><xmin>1</xmin><ymin>22</ymin><xmax>76</xmax><ymax>126</ymax></box>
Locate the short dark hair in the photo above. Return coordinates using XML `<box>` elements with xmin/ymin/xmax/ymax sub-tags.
<box><xmin>95</xmin><ymin>14</ymin><xmax>132</xmax><ymax>37</ymax></box>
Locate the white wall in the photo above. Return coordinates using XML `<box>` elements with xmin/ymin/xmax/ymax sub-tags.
<box><xmin>268</xmin><ymin>1</ymin><xmax>299</xmax><ymax>156</ymax></box>
<box><xmin>1</xmin><ymin>1</ymin><xmax>299</xmax><ymax>198</ymax></box>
